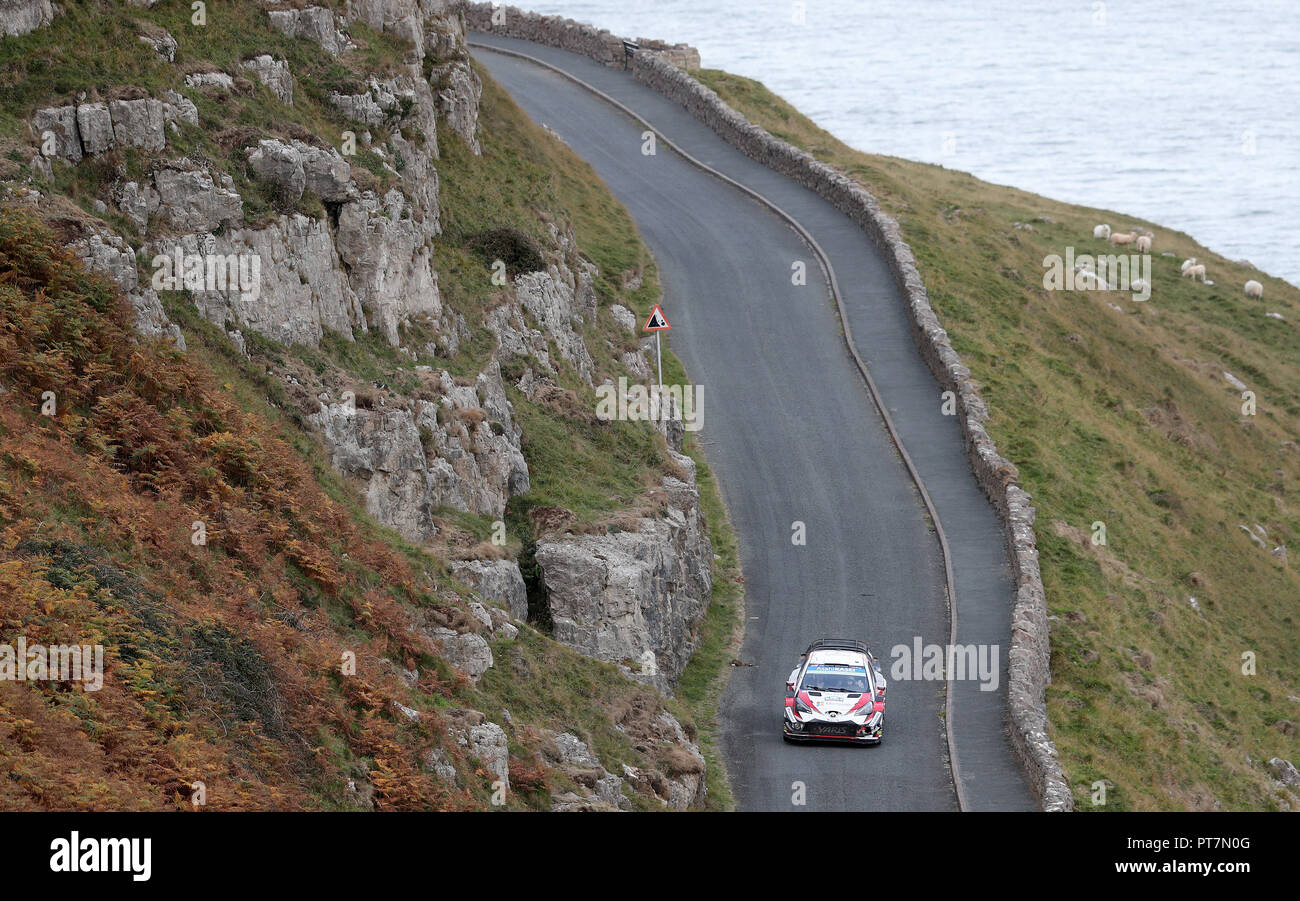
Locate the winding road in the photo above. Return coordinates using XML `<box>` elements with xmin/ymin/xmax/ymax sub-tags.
<box><xmin>471</xmin><ymin>33</ymin><xmax>1035</xmax><ymax>812</ymax></box>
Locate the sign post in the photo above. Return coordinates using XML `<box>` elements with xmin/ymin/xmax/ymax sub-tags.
<box><xmin>642</xmin><ymin>304</ymin><xmax>672</xmax><ymax>391</ymax></box>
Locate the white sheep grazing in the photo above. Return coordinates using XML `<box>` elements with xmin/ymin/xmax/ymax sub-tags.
<box><xmin>1110</xmin><ymin>230</ymin><xmax>1138</xmax><ymax>247</ymax></box>
<box><xmin>1182</xmin><ymin>263</ymin><xmax>1207</xmax><ymax>281</ymax></box>
<box><xmin>1244</xmin><ymin>279</ymin><xmax>1264</xmax><ymax>299</ymax></box>
<box><xmin>1093</xmin><ymin>224</ymin><xmax>1111</xmax><ymax>240</ymax></box>
<box><xmin>1180</xmin><ymin>257</ymin><xmax>1197</xmax><ymax>273</ymax></box>
<box><xmin>1135</xmin><ymin>235</ymin><xmax>1152</xmax><ymax>253</ymax></box>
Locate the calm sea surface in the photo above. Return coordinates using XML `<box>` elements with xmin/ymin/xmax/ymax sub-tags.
<box><xmin>523</xmin><ymin>0</ymin><xmax>1300</xmax><ymax>285</ymax></box>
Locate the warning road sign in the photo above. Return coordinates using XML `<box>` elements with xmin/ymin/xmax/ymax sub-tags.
<box><xmin>643</xmin><ymin>304</ymin><xmax>671</xmax><ymax>331</ymax></box>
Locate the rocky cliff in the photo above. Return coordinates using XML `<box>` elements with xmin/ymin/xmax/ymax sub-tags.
<box><xmin>2</xmin><ymin>0</ymin><xmax>719</xmax><ymax>809</ymax></box>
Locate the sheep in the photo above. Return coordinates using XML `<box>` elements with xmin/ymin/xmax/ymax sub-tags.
<box><xmin>1245</xmin><ymin>279</ymin><xmax>1264</xmax><ymax>299</ymax></box>
<box><xmin>1135</xmin><ymin>234</ymin><xmax>1152</xmax><ymax>253</ymax></box>
<box><xmin>1182</xmin><ymin>263</ymin><xmax>1207</xmax><ymax>281</ymax></box>
<box><xmin>1093</xmin><ymin>224</ymin><xmax>1111</xmax><ymax>240</ymax></box>
<box><xmin>1180</xmin><ymin>257</ymin><xmax>1197</xmax><ymax>273</ymax></box>
<box><xmin>1110</xmin><ymin>230</ymin><xmax>1138</xmax><ymax>247</ymax></box>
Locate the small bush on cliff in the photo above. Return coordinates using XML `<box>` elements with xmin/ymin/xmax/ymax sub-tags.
<box><xmin>464</xmin><ymin>227</ymin><xmax>546</xmax><ymax>278</ymax></box>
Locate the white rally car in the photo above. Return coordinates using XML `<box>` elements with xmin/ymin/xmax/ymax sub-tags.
<box><xmin>783</xmin><ymin>639</ymin><xmax>886</xmax><ymax>744</ymax></box>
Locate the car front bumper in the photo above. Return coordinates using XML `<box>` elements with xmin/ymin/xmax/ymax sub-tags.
<box><xmin>784</xmin><ymin>715</ymin><xmax>882</xmax><ymax>744</ymax></box>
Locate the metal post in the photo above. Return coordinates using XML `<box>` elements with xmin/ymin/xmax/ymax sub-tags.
<box><xmin>655</xmin><ymin>331</ymin><xmax>663</xmax><ymax>391</ymax></box>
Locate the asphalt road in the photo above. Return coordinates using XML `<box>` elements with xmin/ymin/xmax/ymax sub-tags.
<box><xmin>472</xmin><ymin>34</ymin><xmax>1035</xmax><ymax>812</ymax></box>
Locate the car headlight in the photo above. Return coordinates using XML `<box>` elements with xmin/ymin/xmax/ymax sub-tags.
<box><xmin>794</xmin><ymin>697</ymin><xmax>813</xmax><ymax>714</ymax></box>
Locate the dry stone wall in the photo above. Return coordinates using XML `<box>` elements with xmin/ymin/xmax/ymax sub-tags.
<box><xmin>462</xmin><ymin>3</ymin><xmax>698</xmax><ymax>69</ymax></box>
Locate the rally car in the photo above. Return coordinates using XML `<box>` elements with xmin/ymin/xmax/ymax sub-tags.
<box><xmin>783</xmin><ymin>638</ymin><xmax>886</xmax><ymax>744</ymax></box>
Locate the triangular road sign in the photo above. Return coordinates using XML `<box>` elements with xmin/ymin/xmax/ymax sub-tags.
<box><xmin>643</xmin><ymin>304</ymin><xmax>671</xmax><ymax>331</ymax></box>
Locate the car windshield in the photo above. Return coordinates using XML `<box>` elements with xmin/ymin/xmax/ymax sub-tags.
<box><xmin>801</xmin><ymin>665</ymin><xmax>869</xmax><ymax>693</ymax></box>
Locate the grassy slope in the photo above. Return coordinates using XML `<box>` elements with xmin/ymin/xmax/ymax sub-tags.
<box><xmin>694</xmin><ymin>69</ymin><xmax>1300</xmax><ymax>810</ymax></box>
<box><xmin>0</xmin><ymin>2</ymin><xmax>743</xmax><ymax>810</ymax></box>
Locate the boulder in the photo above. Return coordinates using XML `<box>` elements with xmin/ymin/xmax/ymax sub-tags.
<box><xmin>267</xmin><ymin>6</ymin><xmax>345</xmax><ymax>55</ymax></box>
<box><xmin>31</xmin><ymin>106</ymin><xmax>80</xmax><ymax>163</ymax></box>
<box><xmin>162</xmin><ymin>90</ymin><xmax>199</xmax><ymax>127</ymax></box>
<box><xmin>76</xmin><ymin>103</ymin><xmax>113</xmax><ymax>156</ymax></box>
<box><xmin>240</xmin><ymin>55</ymin><xmax>294</xmax><ymax>105</ymax></box>
<box><xmin>431</xmin><ymin>628</ymin><xmax>493</xmax><ymax>683</ymax></box>
<box><xmin>137</xmin><ymin>27</ymin><xmax>177</xmax><ymax>62</ymax></box>
<box><xmin>184</xmin><ymin>72</ymin><xmax>235</xmax><ymax>91</ymax></box>
<box><xmin>609</xmin><ymin>304</ymin><xmax>637</xmax><ymax>332</ymax></box>
<box><xmin>451</xmin><ymin>559</ymin><xmax>529</xmax><ymax>622</ymax></box>
<box><xmin>1269</xmin><ymin>757</ymin><xmax>1300</xmax><ymax>788</ymax></box>
<box><xmin>423</xmin><ymin>748</ymin><xmax>458</xmax><ymax>786</ymax></box>
<box><xmin>108</xmin><ymin>98</ymin><xmax>166</xmax><ymax>152</ymax></box>
<box><xmin>461</xmin><ymin>722</ymin><xmax>509</xmax><ymax>787</ymax></box>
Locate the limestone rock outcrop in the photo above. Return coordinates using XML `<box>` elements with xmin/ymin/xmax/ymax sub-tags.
<box><xmin>151</xmin><ymin>162</ymin><xmax>244</xmax><ymax>233</ymax></box>
<box><xmin>545</xmin><ymin>708</ymin><xmax>705</xmax><ymax>810</ymax></box>
<box><xmin>1</xmin><ymin>0</ymin><xmax>54</xmax><ymax>37</ymax></box>
<box><xmin>69</xmin><ymin>231</ymin><xmax>186</xmax><ymax>350</ymax></box>
<box><xmin>20</xmin><ymin>8</ymin><xmax>723</xmax><ymax>781</ymax></box>
<box><xmin>155</xmin><ymin>220</ymin><xmax>364</xmax><ymax>347</ymax></box>
<box><xmin>335</xmin><ymin>189</ymin><xmax>441</xmax><ymax>344</ymax></box>
<box><xmin>428</xmin><ymin>628</ymin><xmax>494</xmax><ymax>683</ymax></box>
<box><xmin>544</xmin><ymin>731</ymin><xmax>628</xmax><ymax>811</ymax></box>
<box><xmin>240</xmin><ymin>55</ymin><xmax>295</xmax><ymax>105</ymax></box>
<box><xmin>246</xmin><ymin>138</ymin><xmax>355</xmax><ymax>204</ymax></box>
<box><xmin>310</xmin><ymin>361</ymin><xmax>529</xmax><ymax>542</ymax></box>
<box><xmin>535</xmin><ymin>451</ymin><xmax>712</xmax><ymax>692</ymax></box>
<box><xmin>267</xmin><ymin>6</ymin><xmax>348</xmax><ymax>55</ymax></box>
<box><xmin>451</xmin><ymin>559</ymin><xmax>529</xmax><ymax>622</ymax></box>
<box><xmin>30</xmin><ymin>95</ymin><xmax>193</xmax><ymax>163</ymax></box>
